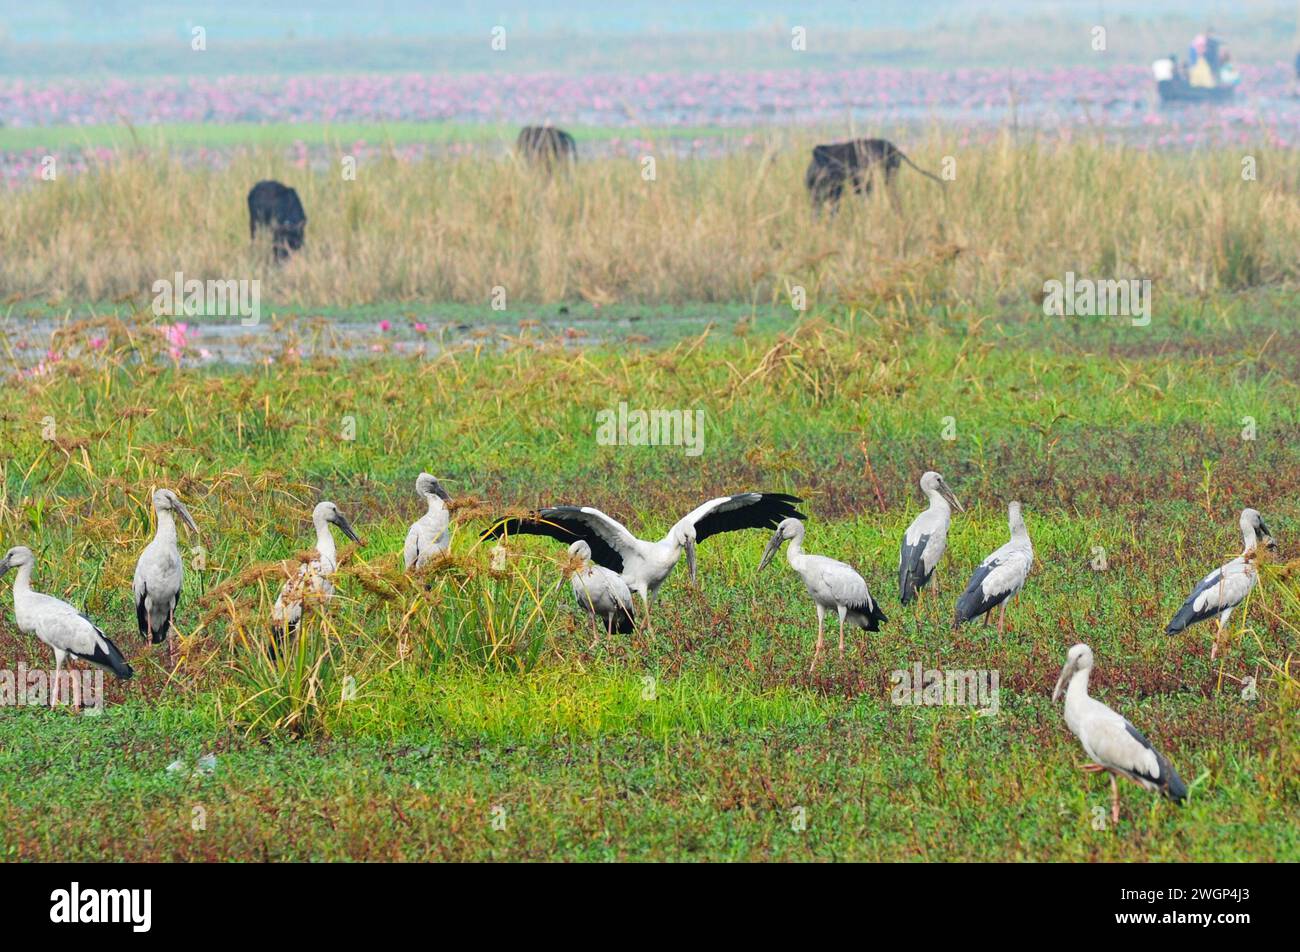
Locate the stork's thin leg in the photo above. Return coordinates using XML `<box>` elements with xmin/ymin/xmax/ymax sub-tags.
<box><xmin>1079</xmin><ymin>763</ymin><xmax>1106</xmax><ymax>773</ymax></box>
<box><xmin>810</xmin><ymin>605</ymin><xmax>826</xmax><ymax>673</ymax></box>
<box><xmin>1211</xmin><ymin>618</ymin><xmax>1226</xmax><ymax>660</ymax></box>
<box><xmin>71</xmin><ymin>663</ymin><xmax>82</xmax><ymax>710</ymax></box>
<box><xmin>983</xmin><ymin>609</ymin><xmax>992</xmax><ymax>627</ymax></box>
<box><xmin>168</xmin><ymin>607</ymin><xmax>178</xmax><ymax>668</ymax></box>
<box><xmin>837</xmin><ymin>606</ymin><xmax>847</xmax><ymax>658</ymax></box>
<box><xmin>637</xmin><ymin>589</ymin><xmax>652</xmax><ymax>634</ymax></box>
<box><xmin>998</xmin><ymin>601</ymin><xmax>1007</xmax><ymax>634</ymax></box>
<box><xmin>1110</xmin><ymin>773</ymin><xmax>1121</xmax><ymax>825</ymax></box>
<box><xmin>51</xmin><ymin>654</ymin><xmax>61</xmax><ymax>709</ymax></box>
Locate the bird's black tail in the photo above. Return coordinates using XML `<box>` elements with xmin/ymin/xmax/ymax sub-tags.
<box><xmin>850</xmin><ymin>598</ymin><xmax>888</xmax><ymax>632</ymax></box>
<box><xmin>82</xmin><ymin>634</ymin><xmax>134</xmax><ymax>680</ymax></box>
<box><xmin>899</xmin><ymin>566</ymin><xmax>926</xmax><ymax>605</ymax></box>
<box><xmin>1164</xmin><ymin>604</ymin><xmax>1199</xmax><ymax>635</ymax></box>
<box><xmin>611</xmin><ymin>605</ymin><xmax>636</xmax><ymax>634</ymax></box>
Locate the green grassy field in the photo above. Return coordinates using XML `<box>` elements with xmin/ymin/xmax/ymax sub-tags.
<box><xmin>0</xmin><ymin>292</ymin><xmax>1297</xmax><ymax>861</ymax></box>
<box><xmin>0</xmin><ymin>121</ymin><xmax>734</xmax><ymax>154</ymax></box>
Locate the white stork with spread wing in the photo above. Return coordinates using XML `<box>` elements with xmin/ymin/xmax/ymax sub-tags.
<box><xmin>484</xmin><ymin>492</ymin><xmax>805</xmax><ymax>623</ymax></box>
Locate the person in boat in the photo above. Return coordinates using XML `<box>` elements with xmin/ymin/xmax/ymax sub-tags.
<box><xmin>1152</xmin><ymin>53</ymin><xmax>1178</xmax><ymax>94</ymax></box>
<box><xmin>1187</xmin><ymin>30</ymin><xmax>1229</xmax><ymax>88</ymax></box>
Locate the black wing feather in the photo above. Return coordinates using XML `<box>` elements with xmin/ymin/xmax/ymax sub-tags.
<box><xmin>72</xmin><ymin>618</ymin><xmax>134</xmax><ymax>680</ymax></box>
<box><xmin>953</xmin><ymin>560</ymin><xmax>1011</xmax><ymax>626</ymax></box>
<box><xmin>1124</xmin><ymin>724</ymin><xmax>1188</xmax><ymax>803</ymax></box>
<box><xmin>898</xmin><ymin>532</ymin><xmax>933</xmax><ymax>605</ymax></box>
<box><xmin>847</xmin><ymin>594</ymin><xmax>888</xmax><ymax>631</ymax></box>
<box><xmin>1165</xmin><ymin>569</ymin><xmax>1224</xmax><ymax>634</ymax></box>
<box><xmin>136</xmin><ymin>584</ymin><xmax>176</xmax><ymax>644</ymax></box>
<box><xmin>691</xmin><ymin>493</ymin><xmax>805</xmax><ymax>544</ymax></box>
<box><xmin>483</xmin><ymin>507</ymin><xmax>625</xmax><ymax>574</ymax></box>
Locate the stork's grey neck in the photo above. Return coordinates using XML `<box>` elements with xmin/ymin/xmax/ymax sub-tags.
<box><xmin>1010</xmin><ymin>514</ymin><xmax>1029</xmax><ymax>541</ymax></box>
<box><xmin>10</xmin><ymin>561</ymin><xmax>33</xmax><ymax>594</ymax></box>
<box><xmin>659</xmin><ymin>525</ymin><xmax>684</xmax><ymax>552</ymax></box>
<box><xmin>1064</xmin><ymin>666</ymin><xmax>1091</xmax><ymax>708</ymax></box>
<box><xmin>1240</xmin><ymin>516</ymin><xmax>1257</xmax><ymax>552</ymax></box>
<box><xmin>924</xmin><ymin>487</ymin><xmax>951</xmax><ymax>513</ymax></box>
<box><xmin>785</xmin><ymin>526</ymin><xmax>807</xmax><ymax>566</ymax></box>
<box><xmin>425</xmin><ymin>494</ymin><xmax>446</xmax><ymax>516</ymax></box>
<box><xmin>154</xmin><ymin>508</ymin><xmax>178</xmax><ymax>543</ymax></box>
<box><xmin>313</xmin><ymin>516</ymin><xmax>338</xmax><ymax>572</ymax></box>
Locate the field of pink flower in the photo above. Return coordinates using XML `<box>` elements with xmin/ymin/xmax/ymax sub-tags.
<box><xmin>3</xmin><ymin>63</ymin><xmax>1296</xmax><ymax>138</ymax></box>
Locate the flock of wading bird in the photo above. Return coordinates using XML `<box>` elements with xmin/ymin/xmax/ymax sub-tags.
<box><xmin>0</xmin><ymin>470</ymin><xmax>1277</xmax><ymax>821</ymax></box>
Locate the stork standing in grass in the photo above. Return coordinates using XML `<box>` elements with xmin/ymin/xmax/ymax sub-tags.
<box><xmin>404</xmin><ymin>473</ymin><xmax>451</xmax><ymax>570</ymax></box>
<box><xmin>1166</xmin><ymin>508</ymin><xmax>1275</xmax><ymax>659</ymax></box>
<box><xmin>757</xmin><ymin>518</ymin><xmax>887</xmax><ymax>672</ymax></box>
<box><xmin>953</xmin><ymin>501</ymin><xmax>1033</xmax><ymax>633</ymax></box>
<box><xmin>563</xmin><ymin>540</ymin><xmax>635</xmax><ymax>645</ymax></box>
<box><xmin>1053</xmin><ymin>643</ymin><xmax>1188</xmax><ymax>824</ymax></box>
<box><xmin>0</xmin><ymin>546</ymin><xmax>133</xmax><ymax>707</ymax></box>
<box><xmin>132</xmin><ymin>488</ymin><xmax>198</xmax><ymax>667</ymax></box>
<box><xmin>483</xmin><ymin>492</ymin><xmax>805</xmax><ymax>625</ymax></box>
<box><xmin>899</xmin><ymin>471</ymin><xmax>963</xmax><ymax>606</ymax></box>
<box><xmin>271</xmin><ymin>501</ymin><xmax>360</xmax><ymax>640</ymax></box>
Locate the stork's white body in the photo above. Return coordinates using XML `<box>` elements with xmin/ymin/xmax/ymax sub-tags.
<box><xmin>899</xmin><ymin>472</ymin><xmax>961</xmax><ymax>604</ymax></box>
<box><xmin>1166</xmin><ymin>509</ymin><xmax>1274</xmax><ymax>657</ymax></box>
<box><xmin>1061</xmin><ymin>672</ymin><xmax>1167</xmax><ymax>793</ymax></box>
<box><xmin>954</xmin><ymin>502</ymin><xmax>1033</xmax><ymax>632</ymax></box>
<box><xmin>404</xmin><ymin>495</ymin><xmax>450</xmax><ymax>569</ymax></box>
<box><xmin>1</xmin><ymin>548</ymin><xmax>133</xmax><ymax>706</ymax></box>
<box><xmin>133</xmin><ymin>503</ymin><xmax>186</xmax><ymax>663</ymax></box>
<box><xmin>1053</xmin><ymin>644</ymin><xmax>1187</xmax><ymax>822</ymax></box>
<box><xmin>570</xmin><ymin>563</ymin><xmax>635</xmax><ymax>641</ymax></box>
<box><xmin>760</xmin><ymin>519</ymin><xmax>886</xmax><ymax>672</ymax></box>
<box><xmin>272</xmin><ymin>504</ymin><xmax>353</xmax><ymax>635</ymax></box>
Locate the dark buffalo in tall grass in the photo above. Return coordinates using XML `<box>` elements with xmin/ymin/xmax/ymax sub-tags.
<box><xmin>804</xmin><ymin>138</ymin><xmax>944</xmax><ymax>214</ymax></box>
<box><xmin>247</xmin><ymin>180</ymin><xmax>306</xmax><ymax>261</ymax></box>
<box><xmin>516</xmin><ymin>126</ymin><xmax>577</xmax><ymax>172</ymax></box>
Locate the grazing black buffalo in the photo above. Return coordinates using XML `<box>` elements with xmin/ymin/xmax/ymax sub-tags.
<box><xmin>804</xmin><ymin>138</ymin><xmax>944</xmax><ymax>214</ymax></box>
<box><xmin>516</xmin><ymin>125</ymin><xmax>577</xmax><ymax>172</ymax></box>
<box><xmin>247</xmin><ymin>180</ymin><xmax>306</xmax><ymax>261</ymax></box>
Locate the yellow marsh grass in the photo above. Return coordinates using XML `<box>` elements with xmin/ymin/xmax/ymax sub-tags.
<box><xmin>5</xmin><ymin>133</ymin><xmax>1299</xmax><ymax>306</ymax></box>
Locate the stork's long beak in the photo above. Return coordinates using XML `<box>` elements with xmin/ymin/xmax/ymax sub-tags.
<box><xmin>0</xmin><ymin>557</ymin><xmax>10</xmax><ymax>577</ymax></box>
<box><xmin>685</xmin><ymin>537</ymin><xmax>698</xmax><ymax>585</ymax></box>
<box><xmin>332</xmin><ymin>512</ymin><xmax>361</xmax><ymax>543</ymax></box>
<box><xmin>941</xmin><ymin>482</ymin><xmax>964</xmax><ymax>513</ymax></box>
<box><xmin>1051</xmin><ymin>657</ymin><xmax>1077</xmax><ymax>703</ymax></box>
<box><xmin>1259</xmin><ymin>520</ymin><xmax>1276</xmax><ymax>551</ymax></box>
<box><xmin>174</xmin><ymin>500</ymin><xmax>199</xmax><ymax>535</ymax></box>
<box><xmin>757</xmin><ymin>529</ymin><xmax>784</xmax><ymax>572</ymax></box>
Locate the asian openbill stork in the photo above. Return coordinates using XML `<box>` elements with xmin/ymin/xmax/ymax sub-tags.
<box><xmin>271</xmin><ymin>501</ymin><xmax>360</xmax><ymax>641</ymax></box>
<box><xmin>563</xmin><ymin>540</ymin><xmax>635</xmax><ymax>645</ymax></box>
<box><xmin>0</xmin><ymin>546</ymin><xmax>133</xmax><ymax>707</ymax></box>
<box><xmin>757</xmin><ymin>518</ymin><xmax>887</xmax><ymax>672</ymax></box>
<box><xmin>132</xmin><ymin>488</ymin><xmax>198</xmax><ymax>667</ymax></box>
<box><xmin>483</xmin><ymin>492</ymin><xmax>805</xmax><ymax>623</ymax></box>
<box><xmin>953</xmin><ymin>501</ymin><xmax>1033</xmax><ymax>633</ymax></box>
<box><xmin>899</xmin><ymin>471</ymin><xmax>963</xmax><ymax>605</ymax></box>
<box><xmin>1053</xmin><ymin>643</ymin><xmax>1188</xmax><ymax>824</ymax></box>
<box><xmin>1166</xmin><ymin>508</ymin><xmax>1275</xmax><ymax>659</ymax></box>
<box><xmin>404</xmin><ymin>473</ymin><xmax>452</xmax><ymax>570</ymax></box>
